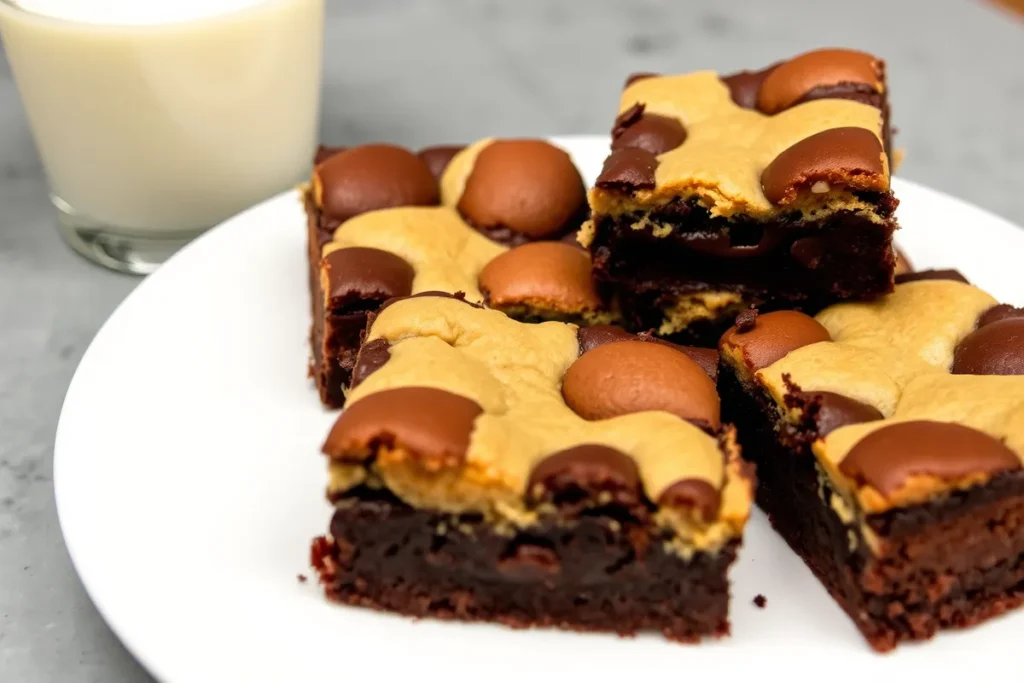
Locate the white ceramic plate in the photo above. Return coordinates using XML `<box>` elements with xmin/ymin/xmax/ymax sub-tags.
<box><xmin>55</xmin><ymin>136</ymin><xmax>1024</xmax><ymax>683</ymax></box>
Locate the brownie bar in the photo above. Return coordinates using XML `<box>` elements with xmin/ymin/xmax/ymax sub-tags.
<box><xmin>306</xmin><ymin>140</ymin><xmax>607</xmax><ymax>408</ymax></box>
<box><xmin>582</xmin><ymin>48</ymin><xmax>898</xmax><ymax>345</ymax></box>
<box><xmin>718</xmin><ymin>273</ymin><xmax>1024</xmax><ymax>650</ymax></box>
<box><xmin>312</xmin><ymin>487</ymin><xmax>739</xmax><ymax>641</ymax></box>
<box><xmin>311</xmin><ymin>294</ymin><xmax>754</xmax><ymax>641</ymax></box>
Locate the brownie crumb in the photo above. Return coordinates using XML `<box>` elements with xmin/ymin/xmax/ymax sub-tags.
<box><xmin>753</xmin><ymin>594</ymin><xmax>767</xmax><ymax>608</ymax></box>
<box><xmin>735</xmin><ymin>308</ymin><xmax>758</xmax><ymax>332</ymax></box>
<box><xmin>297</xmin><ymin>574</ymin><xmax>308</xmax><ymax>584</ymax></box>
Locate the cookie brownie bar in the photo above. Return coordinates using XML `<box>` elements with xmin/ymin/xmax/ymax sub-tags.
<box><xmin>718</xmin><ymin>271</ymin><xmax>1024</xmax><ymax>651</ymax></box>
<box><xmin>582</xmin><ymin>48</ymin><xmax>898</xmax><ymax>344</ymax></box>
<box><xmin>306</xmin><ymin>139</ymin><xmax>604</xmax><ymax>407</ymax></box>
<box><xmin>311</xmin><ymin>294</ymin><xmax>754</xmax><ymax>641</ymax></box>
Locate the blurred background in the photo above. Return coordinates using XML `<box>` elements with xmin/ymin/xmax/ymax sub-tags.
<box><xmin>1</xmin><ymin>0</ymin><xmax>1023</xmax><ymax>680</ymax></box>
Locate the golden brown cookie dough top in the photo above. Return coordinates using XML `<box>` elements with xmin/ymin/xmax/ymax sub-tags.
<box><xmin>721</xmin><ymin>279</ymin><xmax>1024</xmax><ymax>513</ymax></box>
<box><xmin>312</xmin><ymin>139</ymin><xmax>601</xmax><ymax>319</ymax></box>
<box><xmin>589</xmin><ymin>49</ymin><xmax>889</xmax><ymax>220</ymax></box>
<box><xmin>323</xmin><ymin>295</ymin><xmax>753</xmax><ymax>550</ymax></box>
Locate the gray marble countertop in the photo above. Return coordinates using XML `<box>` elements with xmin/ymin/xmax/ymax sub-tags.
<box><xmin>2</xmin><ymin>1</ymin><xmax>1023</xmax><ymax>680</ymax></box>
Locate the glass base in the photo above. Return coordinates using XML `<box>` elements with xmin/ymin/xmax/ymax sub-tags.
<box><xmin>53</xmin><ymin>195</ymin><xmax>207</xmax><ymax>275</ymax></box>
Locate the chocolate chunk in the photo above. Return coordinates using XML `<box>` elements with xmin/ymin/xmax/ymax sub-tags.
<box><xmin>457</xmin><ymin>140</ymin><xmax>586</xmax><ymax>240</ymax></box>
<box><xmin>951</xmin><ymin>318</ymin><xmax>1024</xmax><ymax>375</ymax></box>
<box><xmin>790</xmin><ymin>236</ymin><xmax>826</xmax><ymax>269</ymax></box>
<box><xmin>720</xmin><ymin>64</ymin><xmax>778</xmax><ymax>110</ymax></box>
<box><xmin>612</xmin><ymin>103</ymin><xmax>645</xmax><ymax>138</ymax></box>
<box><xmin>978</xmin><ymin>304</ymin><xmax>1024</xmax><ymax>328</ymax></box>
<box><xmin>417</xmin><ymin>145</ymin><xmax>465</xmax><ymax>180</ymax></box>
<box><xmin>478</xmin><ymin>242</ymin><xmax>601</xmax><ymax>313</ymax></box>
<box><xmin>753</xmin><ymin>594</ymin><xmax>767</xmax><ymax>609</ymax></box>
<box><xmin>735</xmin><ymin>308</ymin><xmax>758</xmax><ymax>332</ymax></box>
<box><xmin>657</xmin><ymin>478</ymin><xmax>721</xmax><ymax>521</ymax></box>
<box><xmin>595</xmin><ymin>148</ymin><xmax>658</xmax><ymax>192</ymax></box>
<box><xmin>839</xmin><ymin>421</ymin><xmax>1020</xmax><ymax>496</ymax></box>
<box><xmin>757</xmin><ymin>48</ymin><xmax>882</xmax><ymax>115</ymax></box>
<box><xmin>350</xmin><ymin>338</ymin><xmax>391</xmax><ymax>389</ymax></box>
<box><xmin>497</xmin><ymin>543</ymin><xmax>561</xmax><ymax>580</ymax></box>
<box><xmin>894</xmin><ymin>269</ymin><xmax>969</xmax><ymax>285</ymax></box>
<box><xmin>720</xmin><ymin>310</ymin><xmax>831</xmax><ymax>372</ymax></box>
<box><xmin>577</xmin><ymin>325</ymin><xmax>636</xmax><ymax>355</ymax></box>
<box><xmin>314</xmin><ymin>145</ymin><xmax>346</xmax><ymax>165</ymax></box>
<box><xmin>314</xmin><ymin>144</ymin><xmax>439</xmax><ymax>222</ymax></box>
<box><xmin>624</xmin><ymin>71</ymin><xmax>659</xmax><ymax>88</ymax></box>
<box><xmin>761</xmin><ymin>127</ymin><xmax>886</xmax><ymax>206</ymax></box>
<box><xmin>323</xmin><ymin>387</ymin><xmax>483</xmax><ymax>470</ymax></box>
<box><xmin>562</xmin><ymin>340</ymin><xmax>721</xmax><ymax>430</ymax></box>
<box><xmin>795</xmin><ymin>391</ymin><xmax>883</xmax><ymax>437</ymax></box>
<box><xmin>322</xmin><ymin>247</ymin><xmax>415</xmax><ymax>307</ymax></box>
<box><xmin>611</xmin><ymin>113</ymin><xmax>687</xmax><ymax>156</ymax></box>
<box><xmin>528</xmin><ymin>444</ymin><xmax>641</xmax><ymax>502</ymax></box>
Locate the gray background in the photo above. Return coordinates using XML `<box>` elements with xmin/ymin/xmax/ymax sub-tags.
<box><xmin>2</xmin><ymin>0</ymin><xmax>1023</xmax><ymax>680</ymax></box>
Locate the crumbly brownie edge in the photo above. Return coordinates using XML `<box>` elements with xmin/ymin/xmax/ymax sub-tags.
<box><xmin>719</xmin><ymin>363</ymin><xmax>1024</xmax><ymax>652</ymax></box>
<box><xmin>311</xmin><ymin>485</ymin><xmax>738</xmax><ymax>642</ymax></box>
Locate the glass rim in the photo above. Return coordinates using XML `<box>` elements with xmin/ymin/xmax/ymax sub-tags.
<box><xmin>0</xmin><ymin>0</ymin><xmax>304</xmax><ymax>29</ymax></box>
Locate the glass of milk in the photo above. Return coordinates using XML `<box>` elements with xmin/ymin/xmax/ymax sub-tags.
<box><xmin>0</xmin><ymin>0</ymin><xmax>324</xmax><ymax>273</ymax></box>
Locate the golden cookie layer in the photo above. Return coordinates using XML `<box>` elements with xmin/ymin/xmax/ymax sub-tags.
<box><xmin>326</xmin><ymin>296</ymin><xmax>753</xmax><ymax>552</ymax></box>
<box><xmin>586</xmin><ymin>49</ymin><xmax>891</xmax><ymax>230</ymax></box>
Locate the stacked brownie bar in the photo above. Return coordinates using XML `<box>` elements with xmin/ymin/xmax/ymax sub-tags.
<box><xmin>582</xmin><ymin>48</ymin><xmax>897</xmax><ymax>344</ymax></box>
<box><xmin>311</xmin><ymin>293</ymin><xmax>754</xmax><ymax>640</ymax></box>
<box><xmin>305</xmin><ymin>47</ymin><xmax>1024</xmax><ymax>651</ymax></box>
<box><xmin>306</xmin><ymin>138</ymin><xmax>608</xmax><ymax>407</ymax></box>
<box><xmin>719</xmin><ymin>272</ymin><xmax>1024</xmax><ymax>651</ymax></box>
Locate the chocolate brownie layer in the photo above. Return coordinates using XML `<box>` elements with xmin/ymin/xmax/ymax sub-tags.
<box><xmin>591</xmin><ymin>197</ymin><xmax>897</xmax><ymax>344</ymax></box>
<box><xmin>720</xmin><ymin>366</ymin><xmax>1024</xmax><ymax>651</ymax></box>
<box><xmin>312</xmin><ymin>486</ymin><xmax>738</xmax><ymax>641</ymax></box>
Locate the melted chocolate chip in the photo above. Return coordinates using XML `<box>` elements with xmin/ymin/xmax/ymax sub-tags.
<box><xmin>612</xmin><ymin>103</ymin><xmax>645</xmax><ymax>138</ymax></box>
<box><xmin>458</xmin><ymin>140</ymin><xmax>586</xmax><ymax>240</ymax></box>
<box><xmin>796</xmin><ymin>391</ymin><xmax>883</xmax><ymax>437</ymax></box>
<box><xmin>323</xmin><ymin>387</ymin><xmax>483</xmax><ymax>470</ymax></box>
<box><xmin>760</xmin><ymin>127</ymin><xmax>886</xmax><ymax>206</ymax></box>
<box><xmin>657</xmin><ymin>478</ymin><xmax>721</xmax><ymax>521</ymax></box>
<box><xmin>595</xmin><ymin>148</ymin><xmax>658</xmax><ymax>192</ymax></box>
<box><xmin>322</xmin><ymin>247</ymin><xmax>415</xmax><ymax>308</ymax></box>
<box><xmin>562</xmin><ymin>340</ymin><xmax>721</xmax><ymax>431</ymax></box>
<box><xmin>315</xmin><ymin>144</ymin><xmax>439</xmax><ymax>222</ymax></box>
<box><xmin>350</xmin><ymin>338</ymin><xmax>391</xmax><ymax>389</ymax></box>
<box><xmin>951</xmin><ymin>318</ymin><xmax>1024</xmax><ymax>376</ymax></box>
<box><xmin>839</xmin><ymin>421</ymin><xmax>1020</xmax><ymax>496</ymax></box>
<box><xmin>611</xmin><ymin>113</ymin><xmax>687</xmax><ymax>156</ymax></box>
<box><xmin>528</xmin><ymin>444</ymin><xmax>641</xmax><ymax>503</ymax></box>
